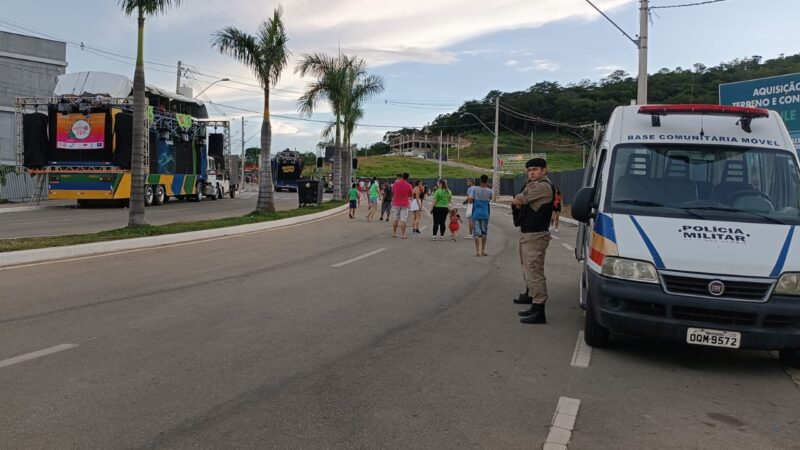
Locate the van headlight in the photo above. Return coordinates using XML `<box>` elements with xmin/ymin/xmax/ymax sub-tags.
<box><xmin>775</xmin><ymin>273</ymin><xmax>800</xmax><ymax>296</ymax></box>
<box><xmin>601</xmin><ymin>257</ymin><xmax>659</xmax><ymax>283</ymax></box>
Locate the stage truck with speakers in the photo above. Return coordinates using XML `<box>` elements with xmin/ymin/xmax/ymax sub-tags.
<box><xmin>271</xmin><ymin>149</ymin><xmax>303</xmax><ymax>192</ymax></box>
<box><xmin>15</xmin><ymin>71</ymin><xmax>240</xmax><ymax>206</ymax></box>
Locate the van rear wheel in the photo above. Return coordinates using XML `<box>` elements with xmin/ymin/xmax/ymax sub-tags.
<box><xmin>584</xmin><ymin>293</ymin><xmax>610</xmax><ymax>348</ymax></box>
<box><xmin>779</xmin><ymin>348</ymin><xmax>800</xmax><ymax>368</ymax></box>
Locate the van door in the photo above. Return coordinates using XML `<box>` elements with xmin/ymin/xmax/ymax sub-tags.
<box><xmin>575</xmin><ymin>147</ymin><xmax>606</xmax><ymax>260</ymax></box>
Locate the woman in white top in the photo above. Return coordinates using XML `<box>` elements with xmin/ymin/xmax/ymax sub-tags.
<box><xmin>409</xmin><ymin>180</ymin><xmax>422</xmax><ymax>233</ymax></box>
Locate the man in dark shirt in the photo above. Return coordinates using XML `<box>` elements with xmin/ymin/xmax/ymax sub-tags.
<box><xmin>379</xmin><ymin>181</ymin><xmax>393</xmax><ymax>221</ymax></box>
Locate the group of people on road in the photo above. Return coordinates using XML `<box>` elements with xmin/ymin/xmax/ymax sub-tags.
<box><xmin>347</xmin><ymin>158</ymin><xmax>561</xmax><ymax>327</ymax></box>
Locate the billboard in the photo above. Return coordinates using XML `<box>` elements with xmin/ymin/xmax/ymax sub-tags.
<box><xmin>719</xmin><ymin>73</ymin><xmax>800</xmax><ymax>150</ymax></box>
<box><xmin>498</xmin><ymin>153</ymin><xmax>546</xmax><ymax>173</ymax></box>
<box><xmin>56</xmin><ymin>113</ymin><xmax>106</xmax><ymax>150</ymax></box>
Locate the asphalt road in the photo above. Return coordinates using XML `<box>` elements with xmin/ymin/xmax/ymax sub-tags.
<box><xmin>0</xmin><ymin>190</ymin><xmax>331</xmax><ymax>239</ymax></box>
<box><xmin>0</xmin><ymin>203</ymin><xmax>798</xmax><ymax>449</ymax></box>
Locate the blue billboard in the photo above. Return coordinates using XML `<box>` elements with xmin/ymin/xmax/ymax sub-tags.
<box><xmin>720</xmin><ymin>73</ymin><xmax>800</xmax><ymax>150</ymax></box>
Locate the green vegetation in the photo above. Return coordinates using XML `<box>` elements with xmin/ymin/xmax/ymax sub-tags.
<box><xmin>355</xmin><ymin>156</ymin><xmax>485</xmax><ymax>179</ymax></box>
<box><xmin>456</xmin><ymin>131</ymin><xmax>584</xmax><ymax>173</ymax></box>
<box><xmin>0</xmin><ymin>200</ymin><xmax>345</xmax><ymax>253</ymax></box>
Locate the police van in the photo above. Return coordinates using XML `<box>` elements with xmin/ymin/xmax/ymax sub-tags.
<box><xmin>571</xmin><ymin>104</ymin><xmax>800</xmax><ymax>366</ymax></box>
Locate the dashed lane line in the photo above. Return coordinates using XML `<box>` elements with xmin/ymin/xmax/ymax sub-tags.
<box><xmin>0</xmin><ymin>344</ymin><xmax>78</xmax><ymax>369</ymax></box>
<box><xmin>570</xmin><ymin>331</ymin><xmax>592</xmax><ymax>368</ymax></box>
<box><xmin>331</xmin><ymin>248</ymin><xmax>386</xmax><ymax>268</ymax></box>
<box><xmin>543</xmin><ymin>396</ymin><xmax>581</xmax><ymax>449</ymax></box>
<box><xmin>561</xmin><ymin>243</ymin><xmax>574</xmax><ymax>252</ymax></box>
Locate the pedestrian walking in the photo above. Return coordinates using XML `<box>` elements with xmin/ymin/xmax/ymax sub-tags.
<box><xmin>551</xmin><ymin>186</ymin><xmax>562</xmax><ymax>232</ymax></box>
<box><xmin>463</xmin><ymin>178</ymin><xmax>476</xmax><ymax>237</ymax></box>
<box><xmin>430</xmin><ymin>179</ymin><xmax>452</xmax><ymax>240</ymax></box>
<box><xmin>410</xmin><ymin>180</ymin><xmax>423</xmax><ymax>233</ymax></box>
<box><xmin>467</xmin><ymin>174</ymin><xmax>493</xmax><ymax>256</ymax></box>
<box><xmin>391</xmin><ymin>172</ymin><xmax>413</xmax><ymax>239</ymax></box>
<box><xmin>366</xmin><ymin>177</ymin><xmax>380</xmax><ymax>221</ymax></box>
<box><xmin>512</xmin><ymin>158</ymin><xmax>555</xmax><ymax>324</ymax></box>
<box><xmin>348</xmin><ymin>183</ymin><xmax>359</xmax><ymax>219</ymax></box>
<box><xmin>448</xmin><ymin>208</ymin><xmax>462</xmax><ymax>240</ymax></box>
<box><xmin>379</xmin><ymin>181</ymin><xmax>393</xmax><ymax>221</ymax></box>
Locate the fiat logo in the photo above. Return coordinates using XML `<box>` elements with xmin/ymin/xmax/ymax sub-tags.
<box><xmin>708</xmin><ymin>280</ymin><xmax>726</xmax><ymax>296</ymax></box>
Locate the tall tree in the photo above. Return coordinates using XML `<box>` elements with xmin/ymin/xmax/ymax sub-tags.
<box><xmin>118</xmin><ymin>0</ymin><xmax>182</xmax><ymax>226</ymax></box>
<box><xmin>211</xmin><ymin>6</ymin><xmax>289</xmax><ymax>213</ymax></box>
<box><xmin>296</xmin><ymin>53</ymin><xmax>351</xmax><ymax>200</ymax></box>
<box><xmin>341</xmin><ymin>58</ymin><xmax>384</xmax><ymax>186</ymax></box>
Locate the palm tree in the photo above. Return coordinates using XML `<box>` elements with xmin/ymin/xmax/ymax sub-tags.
<box><xmin>211</xmin><ymin>6</ymin><xmax>289</xmax><ymax>213</ymax></box>
<box><xmin>118</xmin><ymin>0</ymin><xmax>182</xmax><ymax>226</ymax></box>
<box><xmin>341</xmin><ymin>59</ymin><xmax>384</xmax><ymax>187</ymax></box>
<box><xmin>296</xmin><ymin>53</ymin><xmax>350</xmax><ymax>200</ymax></box>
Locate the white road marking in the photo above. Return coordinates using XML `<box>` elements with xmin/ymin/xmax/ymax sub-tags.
<box><xmin>561</xmin><ymin>243</ymin><xmax>574</xmax><ymax>252</ymax></box>
<box><xmin>420</xmin><ymin>226</ymin><xmax>429</xmax><ymax>232</ymax></box>
<box><xmin>543</xmin><ymin>397</ymin><xmax>581</xmax><ymax>449</ymax></box>
<box><xmin>570</xmin><ymin>331</ymin><xmax>592</xmax><ymax>368</ymax></box>
<box><xmin>0</xmin><ymin>344</ymin><xmax>78</xmax><ymax>369</ymax></box>
<box><xmin>551</xmin><ymin>235</ymin><xmax>561</xmax><ymax>240</ymax></box>
<box><xmin>331</xmin><ymin>248</ymin><xmax>386</xmax><ymax>268</ymax></box>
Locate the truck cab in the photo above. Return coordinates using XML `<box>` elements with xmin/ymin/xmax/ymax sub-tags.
<box><xmin>571</xmin><ymin>104</ymin><xmax>800</xmax><ymax>367</ymax></box>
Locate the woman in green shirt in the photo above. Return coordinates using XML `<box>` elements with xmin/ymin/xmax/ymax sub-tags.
<box><xmin>431</xmin><ymin>179</ymin><xmax>452</xmax><ymax>240</ymax></box>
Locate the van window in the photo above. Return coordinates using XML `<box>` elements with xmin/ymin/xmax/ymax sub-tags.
<box><xmin>606</xmin><ymin>144</ymin><xmax>800</xmax><ymax>225</ymax></box>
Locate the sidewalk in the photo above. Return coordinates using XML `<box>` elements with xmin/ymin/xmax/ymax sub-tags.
<box><xmin>0</xmin><ymin>198</ymin><xmax>75</xmax><ymax>213</ymax></box>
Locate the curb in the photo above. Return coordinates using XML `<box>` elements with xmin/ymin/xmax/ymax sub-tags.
<box><xmin>0</xmin><ymin>204</ymin><xmax>348</xmax><ymax>269</ymax></box>
<box><xmin>0</xmin><ymin>205</ymin><xmax>66</xmax><ymax>214</ymax></box>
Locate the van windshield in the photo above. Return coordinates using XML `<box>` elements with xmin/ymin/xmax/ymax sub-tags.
<box><xmin>606</xmin><ymin>144</ymin><xmax>800</xmax><ymax>225</ymax></box>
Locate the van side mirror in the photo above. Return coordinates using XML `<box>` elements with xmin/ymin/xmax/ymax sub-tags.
<box><xmin>571</xmin><ymin>187</ymin><xmax>596</xmax><ymax>223</ymax></box>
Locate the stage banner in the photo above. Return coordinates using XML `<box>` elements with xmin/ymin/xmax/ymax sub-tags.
<box><xmin>56</xmin><ymin>113</ymin><xmax>106</xmax><ymax>149</ymax></box>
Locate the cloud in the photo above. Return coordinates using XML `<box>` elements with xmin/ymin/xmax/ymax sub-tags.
<box><xmin>505</xmin><ymin>59</ymin><xmax>519</xmax><ymax>67</ymax></box>
<box><xmin>196</xmin><ymin>0</ymin><xmax>633</xmax><ymax>67</ymax></box>
<box><xmin>594</xmin><ymin>64</ymin><xmax>625</xmax><ymax>73</ymax></box>
<box><xmin>516</xmin><ymin>59</ymin><xmax>559</xmax><ymax>72</ymax></box>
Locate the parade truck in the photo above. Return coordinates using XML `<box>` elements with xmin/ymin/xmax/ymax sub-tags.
<box><xmin>271</xmin><ymin>149</ymin><xmax>303</xmax><ymax>191</ymax></box>
<box><xmin>15</xmin><ymin>71</ymin><xmax>238</xmax><ymax>206</ymax></box>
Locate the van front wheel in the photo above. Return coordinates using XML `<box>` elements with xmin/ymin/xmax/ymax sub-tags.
<box><xmin>779</xmin><ymin>348</ymin><xmax>800</xmax><ymax>368</ymax></box>
<box><xmin>584</xmin><ymin>293</ymin><xmax>610</xmax><ymax>348</ymax></box>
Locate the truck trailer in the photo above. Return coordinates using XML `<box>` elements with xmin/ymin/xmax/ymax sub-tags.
<box><xmin>15</xmin><ymin>71</ymin><xmax>239</xmax><ymax>206</ymax></box>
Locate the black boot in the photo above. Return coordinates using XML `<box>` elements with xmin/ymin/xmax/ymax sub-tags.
<box><xmin>518</xmin><ymin>306</ymin><xmax>535</xmax><ymax>316</ymax></box>
<box><xmin>520</xmin><ymin>303</ymin><xmax>546</xmax><ymax>324</ymax></box>
<box><xmin>513</xmin><ymin>292</ymin><xmax>532</xmax><ymax>304</ymax></box>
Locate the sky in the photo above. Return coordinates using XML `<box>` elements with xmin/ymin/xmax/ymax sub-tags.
<box><xmin>2</xmin><ymin>0</ymin><xmax>799</xmax><ymax>154</ymax></box>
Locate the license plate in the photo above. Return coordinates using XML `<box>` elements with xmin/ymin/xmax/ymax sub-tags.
<box><xmin>686</xmin><ymin>328</ymin><xmax>741</xmax><ymax>348</ymax></box>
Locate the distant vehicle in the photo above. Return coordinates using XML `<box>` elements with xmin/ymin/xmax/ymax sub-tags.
<box><xmin>571</xmin><ymin>104</ymin><xmax>800</xmax><ymax>367</ymax></box>
<box><xmin>272</xmin><ymin>149</ymin><xmax>303</xmax><ymax>191</ymax></box>
<box><xmin>416</xmin><ymin>154</ymin><xmax>427</xmax><ymax>159</ymax></box>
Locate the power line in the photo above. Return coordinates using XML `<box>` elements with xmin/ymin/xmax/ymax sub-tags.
<box><xmin>651</xmin><ymin>0</ymin><xmax>727</xmax><ymax>9</ymax></box>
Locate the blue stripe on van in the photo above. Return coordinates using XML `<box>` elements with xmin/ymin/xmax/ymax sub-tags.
<box><xmin>629</xmin><ymin>216</ymin><xmax>665</xmax><ymax>269</ymax></box>
<box><xmin>770</xmin><ymin>226</ymin><xmax>795</xmax><ymax>278</ymax></box>
<box><xmin>594</xmin><ymin>212</ymin><xmax>617</xmax><ymax>243</ymax></box>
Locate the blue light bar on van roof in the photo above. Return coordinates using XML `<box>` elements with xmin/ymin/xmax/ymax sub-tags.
<box><xmin>638</xmin><ymin>104</ymin><xmax>769</xmax><ymax>118</ymax></box>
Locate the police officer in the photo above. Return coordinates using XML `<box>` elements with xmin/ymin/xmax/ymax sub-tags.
<box><xmin>512</xmin><ymin>158</ymin><xmax>555</xmax><ymax>324</ymax></box>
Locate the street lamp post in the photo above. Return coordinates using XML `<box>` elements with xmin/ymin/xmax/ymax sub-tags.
<box><xmin>461</xmin><ymin>110</ymin><xmax>500</xmax><ymax>199</ymax></box>
<box><xmin>193</xmin><ymin>78</ymin><xmax>230</xmax><ymax>99</ymax></box>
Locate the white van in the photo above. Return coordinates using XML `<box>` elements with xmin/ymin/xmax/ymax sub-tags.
<box><xmin>571</xmin><ymin>104</ymin><xmax>800</xmax><ymax>367</ymax></box>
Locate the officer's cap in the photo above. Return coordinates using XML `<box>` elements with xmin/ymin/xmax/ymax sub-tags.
<box><xmin>526</xmin><ymin>158</ymin><xmax>547</xmax><ymax>168</ymax></box>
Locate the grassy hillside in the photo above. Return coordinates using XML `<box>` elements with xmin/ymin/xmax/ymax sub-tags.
<box><xmin>453</xmin><ymin>131</ymin><xmax>585</xmax><ymax>173</ymax></box>
<box><xmin>356</xmin><ymin>156</ymin><xmax>485</xmax><ymax>179</ymax></box>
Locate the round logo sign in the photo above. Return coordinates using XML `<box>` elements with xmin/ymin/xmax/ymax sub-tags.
<box><xmin>71</xmin><ymin>119</ymin><xmax>92</xmax><ymax>140</ymax></box>
<box><xmin>708</xmin><ymin>280</ymin><xmax>726</xmax><ymax>296</ymax></box>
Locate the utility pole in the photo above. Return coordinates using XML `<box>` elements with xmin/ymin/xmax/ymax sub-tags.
<box><xmin>530</xmin><ymin>131</ymin><xmax>533</xmax><ymax>155</ymax></box>
<box><xmin>638</xmin><ymin>0</ymin><xmax>649</xmax><ymax>105</ymax></box>
<box><xmin>438</xmin><ymin>130</ymin><xmax>443</xmax><ymax>179</ymax></box>
<box><xmin>176</xmin><ymin>60</ymin><xmax>182</xmax><ymax>94</ymax></box>
<box><xmin>585</xmin><ymin>0</ymin><xmax>648</xmax><ymax>104</ymax></box>
<box><xmin>492</xmin><ymin>96</ymin><xmax>500</xmax><ymax>200</ymax></box>
<box><xmin>241</xmin><ymin>116</ymin><xmax>246</xmax><ymax>191</ymax></box>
